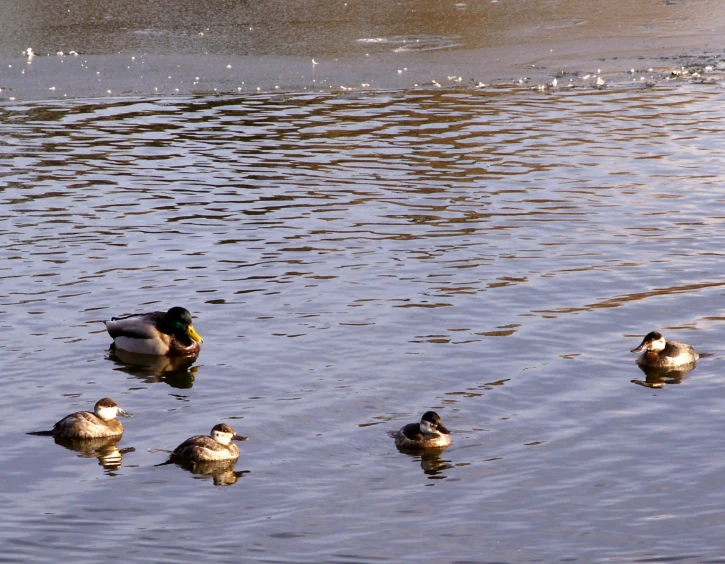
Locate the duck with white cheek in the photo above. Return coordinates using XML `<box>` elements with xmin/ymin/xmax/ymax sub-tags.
<box><xmin>29</xmin><ymin>397</ymin><xmax>133</xmax><ymax>439</ymax></box>
<box><xmin>172</xmin><ymin>423</ymin><xmax>249</xmax><ymax>462</ymax></box>
<box><xmin>394</xmin><ymin>411</ymin><xmax>451</xmax><ymax>451</ymax></box>
<box><xmin>631</xmin><ymin>331</ymin><xmax>699</xmax><ymax>369</ymax></box>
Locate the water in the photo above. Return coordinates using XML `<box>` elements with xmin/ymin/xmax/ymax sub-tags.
<box><xmin>3</xmin><ymin>79</ymin><xmax>725</xmax><ymax>562</ymax></box>
<box><xmin>4</xmin><ymin>0</ymin><xmax>725</xmax><ymax>100</ymax></box>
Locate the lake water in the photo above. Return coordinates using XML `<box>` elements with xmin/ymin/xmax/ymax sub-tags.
<box><xmin>3</xmin><ymin>75</ymin><xmax>725</xmax><ymax>562</ymax></box>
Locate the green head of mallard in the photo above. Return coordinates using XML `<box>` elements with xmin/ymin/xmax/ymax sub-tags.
<box><xmin>162</xmin><ymin>307</ymin><xmax>203</xmax><ymax>343</ymax></box>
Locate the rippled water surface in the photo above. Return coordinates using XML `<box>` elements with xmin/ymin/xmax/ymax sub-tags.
<box><xmin>3</xmin><ymin>81</ymin><xmax>725</xmax><ymax>562</ymax></box>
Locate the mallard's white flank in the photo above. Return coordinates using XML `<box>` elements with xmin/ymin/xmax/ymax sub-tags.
<box><xmin>104</xmin><ymin>306</ymin><xmax>203</xmax><ymax>357</ymax></box>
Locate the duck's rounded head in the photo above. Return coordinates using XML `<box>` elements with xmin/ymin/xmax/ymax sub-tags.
<box><xmin>94</xmin><ymin>397</ymin><xmax>133</xmax><ymax>421</ymax></box>
<box><xmin>631</xmin><ymin>331</ymin><xmax>666</xmax><ymax>354</ymax></box>
<box><xmin>210</xmin><ymin>423</ymin><xmax>248</xmax><ymax>445</ymax></box>
<box><xmin>419</xmin><ymin>411</ymin><xmax>450</xmax><ymax>436</ymax></box>
<box><xmin>161</xmin><ymin>307</ymin><xmax>203</xmax><ymax>343</ymax></box>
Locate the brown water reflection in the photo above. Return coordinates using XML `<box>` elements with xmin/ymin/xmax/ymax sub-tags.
<box><xmin>53</xmin><ymin>436</ymin><xmax>135</xmax><ymax>474</ymax></box>
<box><xmin>159</xmin><ymin>457</ymin><xmax>249</xmax><ymax>487</ymax></box>
<box><xmin>631</xmin><ymin>364</ymin><xmax>693</xmax><ymax>389</ymax></box>
<box><xmin>4</xmin><ymin>0</ymin><xmax>725</xmax><ymax>59</ymax></box>
<box><xmin>108</xmin><ymin>348</ymin><xmax>199</xmax><ymax>389</ymax></box>
<box><xmin>3</xmin><ymin>0</ymin><xmax>725</xmax><ymax>99</ymax></box>
<box><xmin>405</xmin><ymin>450</ymin><xmax>454</xmax><ymax>479</ymax></box>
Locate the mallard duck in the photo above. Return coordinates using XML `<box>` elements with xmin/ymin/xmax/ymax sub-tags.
<box><xmin>631</xmin><ymin>330</ymin><xmax>699</xmax><ymax>369</ymax></box>
<box><xmin>104</xmin><ymin>307</ymin><xmax>203</xmax><ymax>357</ymax></box>
<box><xmin>172</xmin><ymin>423</ymin><xmax>249</xmax><ymax>462</ymax></box>
<box><xmin>30</xmin><ymin>397</ymin><xmax>133</xmax><ymax>439</ymax></box>
<box><xmin>394</xmin><ymin>411</ymin><xmax>451</xmax><ymax>450</ymax></box>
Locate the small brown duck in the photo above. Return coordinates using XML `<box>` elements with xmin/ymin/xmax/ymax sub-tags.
<box><xmin>31</xmin><ymin>397</ymin><xmax>133</xmax><ymax>439</ymax></box>
<box><xmin>631</xmin><ymin>331</ymin><xmax>699</xmax><ymax>369</ymax></box>
<box><xmin>394</xmin><ymin>411</ymin><xmax>451</xmax><ymax>450</ymax></box>
<box><xmin>172</xmin><ymin>423</ymin><xmax>248</xmax><ymax>462</ymax></box>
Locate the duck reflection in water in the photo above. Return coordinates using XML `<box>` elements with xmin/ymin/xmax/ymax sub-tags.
<box><xmin>414</xmin><ymin>450</ymin><xmax>454</xmax><ymax>478</ymax></box>
<box><xmin>631</xmin><ymin>363</ymin><xmax>692</xmax><ymax>389</ymax></box>
<box><xmin>53</xmin><ymin>435</ymin><xmax>135</xmax><ymax>473</ymax></box>
<box><xmin>391</xmin><ymin>411</ymin><xmax>453</xmax><ymax>478</ymax></box>
<box><xmin>166</xmin><ymin>458</ymin><xmax>250</xmax><ymax>486</ymax></box>
<box><xmin>108</xmin><ymin>347</ymin><xmax>198</xmax><ymax>389</ymax></box>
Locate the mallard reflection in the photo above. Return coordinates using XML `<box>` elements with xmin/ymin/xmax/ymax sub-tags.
<box><xmin>165</xmin><ymin>458</ymin><xmax>249</xmax><ymax>486</ymax></box>
<box><xmin>631</xmin><ymin>362</ymin><xmax>694</xmax><ymax>389</ymax></box>
<box><xmin>53</xmin><ymin>435</ymin><xmax>135</xmax><ymax>472</ymax></box>
<box><xmin>107</xmin><ymin>347</ymin><xmax>198</xmax><ymax>389</ymax></box>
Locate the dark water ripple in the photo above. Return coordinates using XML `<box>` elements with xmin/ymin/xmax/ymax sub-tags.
<box><xmin>2</xmin><ymin>83</ymin><xmax>725</xmax><ymax>562</ymax></box>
